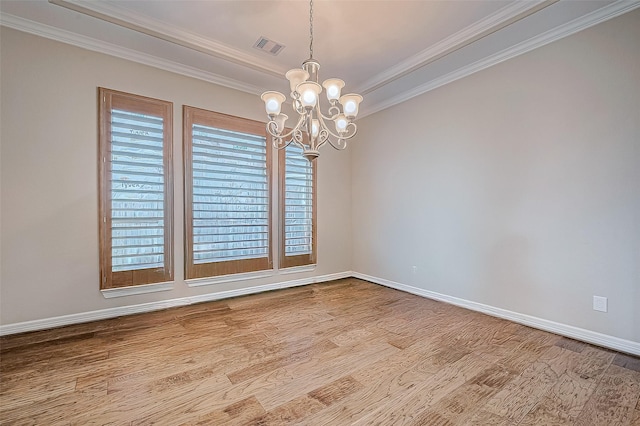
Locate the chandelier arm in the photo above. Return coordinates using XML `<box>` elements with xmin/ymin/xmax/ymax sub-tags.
<box><xmin>314</xmin><ymin>128</ymin><xmax>349</xmax><ymax>151</ymax></box>
<box><xmin>290</xmin><ymin>92</ymin><xmax>305</xmax><ymax>115</ymax></box>
<box><xmin>266</xmin><ymin>121</ymin><xmax>281</xmax><ymax>138</ymax></box>
<box><xmin>318</xmin><ymin>110</ymin><xmax>339</xmax><ymax>121</ymax></box>
<box><xmin>315</xmin><ymin>101</ymin><xmax>341</xmax><ymax>122</ymax></box>
<box><xmin>291</xmin><ymin>128</ymin><xmax>307</xmax><ymax>151</ymax></box>
<box><xmin>325</xmin><ymin>128</ymin><xmax>356</xmax><ymax>150</ymax></box>
<box><xmin>315</xmin><ymin>128</ymin><xmax>330</xmax><ymax>151</ymax></box>
<box><xmin>266</xmin><ymin>114</ymin><xmax>306</xmax><ymax>141</ymax></box>
<box><xmin>273</xmin><ymin>127</ymin><xmax>306</xmax><ymax>150</ymax></box>
<box><xmin>325</xmin><ymin>138</ymin><xmax>347</xmax><ymax>150</ymax></box>
<box><xmin>315</xmin><ymin>110</ymin><xmax>357</xmax><ymax>141</ymax></box>
<box><xmin>313</xmin><ymin>115</ymin><xmax>349</xmax><ymax>151</ymax></box>
<box><xmin>274</xmin><ymin>137</ymin><xmax>295</xmax><ymax>149</ymax></box>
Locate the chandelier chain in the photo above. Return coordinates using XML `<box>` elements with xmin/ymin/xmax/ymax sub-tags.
<box><xmin>309</xmin><ymin>0</ymin><xmax>314</xmax><ymax>59</ymax></box>
<box><xmin>260</xmin><ymin>0</ymin><xmax>362</xmax><ymax>161</ymax></box>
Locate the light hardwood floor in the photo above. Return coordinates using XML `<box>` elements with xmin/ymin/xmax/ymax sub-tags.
<box><xmin>1</xmin><ymin>278</ymin><xmax>639</xmax><ymax>425</ymax></box>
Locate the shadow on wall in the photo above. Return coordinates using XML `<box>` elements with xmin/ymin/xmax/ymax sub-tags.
<box><xmin>479</xmin><ymin>235</ymin><xmax>537</xmax><ymax>315</ymax></box>
<box><xmin>634</xmin><ymin>280</ymin><xmax>640</xmax><ymax>342</ymax></box>
<box><xmin>1</xmin><ymin>191</ymin><xmax>98</xmax><ymax>322</ymax></box>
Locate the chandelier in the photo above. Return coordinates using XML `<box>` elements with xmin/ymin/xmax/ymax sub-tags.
<box><xmin>260</xmin><ymin>0</ymin><xmax>363</xmax><ymax>162</ymax></box>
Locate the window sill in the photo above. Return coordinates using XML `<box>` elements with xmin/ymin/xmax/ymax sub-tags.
<box><xmin>101</xmin><ymin>281</ymin><xmax>174</xmax><ymax>299</ymax></box>
<box><xmin>186</xmin><ymin>269</ymin><xmax>276</xmax><ymax>287</ymax></box>
<box><xmin>279</xmin><ymin>264</ymin><xmax>317</xmax><ymax>275</ymax></box>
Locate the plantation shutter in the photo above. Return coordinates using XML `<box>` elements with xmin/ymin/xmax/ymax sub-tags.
<box><xmin>110</xmin><ymin>109</ymin><xmax>165</xmax><ymax>273</ymax></box>
<box><xmin>280</xmin><ymin>143</ymin><xmax>317</xmax><ymax>268</ymax></box>
<box><xmin>99</xmin><ymin>88</ymin><xmax>173</xmax><ymax>289</ymax></box>
<box><xmin>184</xmin><ymin>107</ymin><xmax>272</xmax><ymax>279</ymax></box>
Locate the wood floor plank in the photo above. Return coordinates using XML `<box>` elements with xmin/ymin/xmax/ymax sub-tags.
<box><xmin>308</xmin><ymin>375</ymin><xmax>364</xmax><ymax>406</ymax></box>
<box><xmin>613</xmin><ymin>353</ymin><xmax>640</xmax><ymax>372</ymax></box>
<box><xmin>129</xmin><ymin>342</ymin><xmax>395</xmax><ymax>424</ymax></box>
<box><xmin>519</xmin><ymin>373</ymin><xmax>596</xmax><ymax>425</ymax></box>
<box><xmin>491</xmin><ymin>333</ymin><xmax>560</xmax><ymax>375</ymax></box>
<box><xmin>0</xmin><ymin>379</ymin><xmax>77</xmax><ymax>412</ymax></box>
<box><xmin>246</xmin><ymin>395</ymin><xmax>325</xmax><ymax>425</ymax></box>
<box><xmin>1</xmin><ymin>349</ymin><xmax>109</xmax><ymax>396</ymax></box>
<box><xmin>226</xmin><ymin>339</ymin><xmax>338</xmax><ymax>384</ymax></box>
<box><xmin>631</xmin><ymin>405</ymin><xmax>640</xmax><ymax>426</ymax></box>
<box><xmin>1</xmin><ymin>278</ymin><xmax>638</xmax><ymax>425</ymax></box>
<box><xmin>255</xmin><ymin>341</ymin><xmax>399</xmax><ymax>410</ymax></box>
<box><xmin>465</xmin><ymin>409</ymin><xmax>511</xmax><ymax>425</ymax></box>
<box><xmin>352</xmin><ymin>353</ymin><xmax>493</xmax><ymax>425</ymax></box>
<box><xmin>556</xmin><ymin>337</ymin><xmax>590</xmax><ymax>353</ymax></box>
<box><xmin>411</xmin><ymin>379</ymin><xmax>500</xmax><ymax>425</ymax></box>
<box><xmin>78</xmin><ymin>373</ymin><xmax>232</xmax><ymax>425</ymax></box>
<box><xmin>482</xmin><ymin>345</ymin><xmax>582</xmax><ymax>422</ymax></box>
<box><xmin>298</xmin><ymin>339</ymin><xmax>440</xmax><ymax>425</ymax></box>
<box><xmin>572</xmin><ymin>345</ymin><xmax>615</xmax><ymax>381</ymax></box>
<box><xmin>179</xmin><ymin>396</ymin><xmax>266</xmax><ymax>426</ymax></box>
<box><xmin>574</xmin><ymin>364</ymin><xmax>640</xmax><ymax>426</ymax></box>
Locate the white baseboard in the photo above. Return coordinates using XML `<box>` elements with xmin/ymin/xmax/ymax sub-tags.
<box><xmin>0</xmin><ymin>271</ymin><xmax>352</xmax><ymax>336</ymax></box>
<box><xmin>352</xmin><ymin>272</ymin><xmax>640</xmax><ymax>356</ymax></box>
<box><xmin>3</xmin><ymin>270</ymin><xmax>639</xmax><ymax>357</ymax></box>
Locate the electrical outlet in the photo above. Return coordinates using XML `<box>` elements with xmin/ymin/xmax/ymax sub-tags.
<box><xmin>412</xmin><ymin>266</ymin><xmax>417</xmax><ymax>275</ymax></box>
<box><xmin>593</xmin><ymin>296</ymin><xmax>607</xmax><ymax>312</ymax></box>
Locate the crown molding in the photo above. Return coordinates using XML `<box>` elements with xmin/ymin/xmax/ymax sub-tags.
<box><xmin>3</xmin><ymin>1</ymin><xmax>638</xmax><ymax>118</ymax></box>
<box><xmin>357</xmin><ymin>0</ymin><xmax>556</xmax><ymax>95</ymax></box>
<box><xmin>0</xmin><ymin>13</ymin><xmax>264</xmax><ymax>96</ymax></box>
<box><xmin>360</xmin><ymin>0</ymin><xmax>640</xmax><ymax>118</ymax></box>
<box><xmin>48</xmin><ymin>0</ymin><xmax>288</xmax><ymax>79</ymax></box>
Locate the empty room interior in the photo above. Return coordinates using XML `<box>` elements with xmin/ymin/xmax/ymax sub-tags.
<box><xmin>1</xmin><ymin>0</ymin><xmax>639</xmax><ymax>424</ymax></box>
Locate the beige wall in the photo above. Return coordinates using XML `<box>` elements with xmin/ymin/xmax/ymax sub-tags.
<box><xmin>2</xmin><ymin>9</ymin><xmax>638</xmax><ymax>345</ymax></box>
<box><xmin>352</xmin><ymin>10</ymin><xmax>640</xmax><ymax>343</ymax></box>
<box><xmin>0</xmin><ymin>27</ymin><xmax>352</xmax><ymax>325</ymax></box>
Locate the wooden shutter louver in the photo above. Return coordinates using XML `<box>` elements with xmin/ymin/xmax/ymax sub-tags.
<box><xmin>99</xmin><ymin>88</ymin><xmax>173</xmax><ymax>289</ymax></box>
<box><xmin>280</xmin><ymin>143</ymin><xmax>317</xmax><ymax>268</ymax></box>
<box><xmin>184</xmin><ymin>107</ymin><xmax>272</xmax><ymax>279</ymax></box>
<box><xmin>110</xmin><ymin>109</ymin><xmax>165</xmax><ymax>272</ymax></box>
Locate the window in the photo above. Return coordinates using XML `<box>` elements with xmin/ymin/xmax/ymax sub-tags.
<box><xmin>183</xmin><ymin>106</ymin><xmax>272</xmax><ymax>279</ymax></box>
<box><xmin>279</xmin><ymin>143</ymin><xmax>317</xmax><ymax>268</ymax></box>
<box><xmin>98</xmin><ymin>88</ymin><xmax>174</xmax><ymax>289</ymax></box>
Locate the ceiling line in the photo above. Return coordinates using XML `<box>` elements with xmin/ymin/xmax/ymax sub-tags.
<box><xmin>0</xmin><ymin>13</ymin><xmax>264</xmax><ymax>96</ymax></box>
<box><xmin>4</xmin><ymin>1</ymin><xmax>638</xmax><ymax>120</ymax></box>
<box><xmin>357</xmin><ymin>0</ymin><xmax>557</xmax><ymax>95</ymax></box>
<box><xmin>359</xmin><ymin>0</ymin><xmax>640</xmax><ymax>118</ymax></box>
<box><xmin>48</xmin><ymin>0</ymin><xmax>288</xmax><ymax>79</ymax></box>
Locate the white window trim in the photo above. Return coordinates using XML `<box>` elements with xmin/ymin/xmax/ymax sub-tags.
<box><xmin>101</xmin><ymin>281</ymin><xmax>174</xmax><ymax>298</ymax></box>
<box><xmin>186</xmin><ymin>269</ymin><xmax>276</xmax><ymax>287</ymax></box>
<box><xmin>278</xmin><ymin>264</ymin><xmax>317</xmax><ymax>275</ymax></box>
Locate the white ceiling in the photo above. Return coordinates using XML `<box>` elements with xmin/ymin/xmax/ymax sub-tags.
<box><xmin>1</xmin><ymin>0</ymin><xmax>638</xmax><ymax>116</ymax></box>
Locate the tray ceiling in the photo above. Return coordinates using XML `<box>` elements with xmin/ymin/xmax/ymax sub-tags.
<box><xmin>1</xmin><ymin>0</ymin><xmax>637</xmax><ymax>116</ymax></box>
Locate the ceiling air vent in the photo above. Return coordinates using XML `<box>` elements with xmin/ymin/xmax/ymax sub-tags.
<box><xmin>253</xmin><ymin>36</ymin><xmax>285</xmax><ymax>56</ymax></box>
